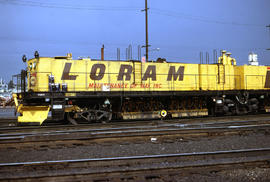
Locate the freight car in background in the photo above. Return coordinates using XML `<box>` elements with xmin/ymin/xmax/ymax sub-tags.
<box><xmin>13</xmin><ymin>50</ymin><xmax>270</xmax><ymax>125</ymax></box>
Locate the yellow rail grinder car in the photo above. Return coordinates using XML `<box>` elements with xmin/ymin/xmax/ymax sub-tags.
<box><xmin>14</xmin><ymin>51</ymin><xmax>270</xmax><ymax>125</ymax></box>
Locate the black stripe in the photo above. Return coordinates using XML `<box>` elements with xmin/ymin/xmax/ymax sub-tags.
<box><xmin>265</xmin><ymin>71</ymin><xmax>270</xmax><ymax>88</ymax></box>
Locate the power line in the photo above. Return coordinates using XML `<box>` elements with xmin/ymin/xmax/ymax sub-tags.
<box><xmin>0</xmin><ymin>0</ymin><xmax>140</xmax><ymax>11</ymax></box>
<box><xmin>151</xmin><ymin>8</ymin><xmax>265</xmax><ymax>27</ymax></box>
<box><xmin>1</xmin><ymin>0</ymin><xmax>265</xmax><ymax>28</ymax></box>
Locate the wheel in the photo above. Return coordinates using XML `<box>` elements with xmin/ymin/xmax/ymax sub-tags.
<box><xmin>67</xmin><ymin>109</ymin><xmax>112</xmax><ymax>124</ymax></box>
<box><xmin>67</xmin><ymin>112</ymin><xmax>78</xmax><ymax>125</ymax></box>
<box><xmin>96</xmin><ymin>110</ymin><xmax>112</xmax><ymax>123</ymax></box>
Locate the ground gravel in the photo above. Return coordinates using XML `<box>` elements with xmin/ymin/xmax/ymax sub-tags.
<box><xmin>1</xmin><ymin>132</ymin><xmax>270</xmax><ymax>163</ymax></box>
<box><xmin>163</xmin><ymin>168</ymin><xmax>270</xmax><ymax>182</ymax></box>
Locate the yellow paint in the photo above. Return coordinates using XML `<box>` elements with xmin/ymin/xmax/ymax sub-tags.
<box><xmin>235</xmin><ymin>65</ymin><xmax>268</xmax><ymax>90</ymax></box>
<box><xmin>12</xmin><ymin>94</ymin><xmax>18</xmax><ymax>107</ymax></box>
<box><xmin>26</xmin><ymin>52</ymin><xmax>269</xmax><ymax>93</ymax></box>
<box><xmin>65</xmin><ymin>93</ymin><xmax>76</xmax><ymax>97</ymax></box>
<box><xmin>18</xmin><ymin>51</ymin><xmax>270</xmax><ymax>123</ymax></box>
<box><xmin>65</xmin><ymin>105</ymin><xmax>81</xmax><ymax>112</ymax></box>
<box><xmin>17</xmin><ymin>105</ymin><xmax>50</xmax><ymax>124</ymax></box>
<box><xmin>160</xmin><ymin>110</ymin><xmax>167</xmax><ymax>117</ymax></box>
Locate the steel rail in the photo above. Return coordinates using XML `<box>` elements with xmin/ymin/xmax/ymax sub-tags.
<box><xmin>0</xmin><ymin>121</ymin><xmax>270</xmax><ymax>137</ymax></box>
<box><xmin>0</xmin><ymin>148</ymin><xmax>270</xmax><ymax>180</ymax></box>
<box><xmin>0</xmin><ymin>123</ymin><xmax>269</xmax><ymax>145</ymax></box>
<box><xmin>1</xmin><ymin>116</ymin><xmax>270</xmax><ymax>136</ymax></box>
<box><xmin>1</xmin><ymin>113</ymin><xmax>270</xmax><ymax>131</ymax></box>
<box><xmin>1</xmin><ymin>147</ymin><xmax>269</xmax><ymax>166</ymax></box>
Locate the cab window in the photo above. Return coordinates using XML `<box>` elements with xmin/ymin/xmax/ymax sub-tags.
<box><xmin>29</xmin><ymin>63</ymin><xmax>33</xmax><ymax>71</ymax></box>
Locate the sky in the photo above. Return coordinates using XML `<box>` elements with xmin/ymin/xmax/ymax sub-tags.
<box><xmin>0</xmin><ymin>0</ymin><xmax>270</xmax><ymax>81</ymax></box>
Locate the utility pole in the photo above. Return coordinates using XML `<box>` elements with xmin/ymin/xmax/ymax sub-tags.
<box><xmin>142</xmin><ymin>0</ymin><xmax>149</xmax><ymax>62</ymax></box>
<box><xmin>267</xmin><ymin>25</ymin><xmax>270</xmax><ymax>50</ymax></box>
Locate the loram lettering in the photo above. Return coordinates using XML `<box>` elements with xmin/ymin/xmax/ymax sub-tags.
<box><xmin>61</xmin><ymin>63</ymin><xmax>185</xmax><ymax>81</ymax></box>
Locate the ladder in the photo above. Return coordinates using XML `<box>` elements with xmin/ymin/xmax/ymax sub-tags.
<box><xmin>218</xmin><ymin>64</ymin><xmax>225</xmax><ymax>84</ymax></box>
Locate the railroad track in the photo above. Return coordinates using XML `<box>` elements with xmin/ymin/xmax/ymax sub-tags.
<box><xmin>0</xmin><ymin>117</ymin><xmax>17</xmax><ymax>127</ymax></box>
<box><xmin>1</xmin><ymin>113</ymin><xmax>270</xmax><ymax>132</ymax></box>
<box><xmin>0</xmin><ymin>148</ymin><xmax>269</xmax><ymax>181</ymax></box>
<box><xmin>1</xmin><ymin>113</ymin><xmax>270</xmax><ymax>128</ymax></box>
<box><xmin>0</xmin><ymin>117</ymin><xmax>270</xmax><ymax>150</ymax></box>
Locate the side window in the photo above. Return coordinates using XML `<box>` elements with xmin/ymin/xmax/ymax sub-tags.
<box><xmin>29</xmin><ymin>63</ymin><xmax>33</xmax><ymax>71</ymax></box>
<box><xmin>33</xmin><ymin>62</ymin><xmax>36</xmax><ymax>70</ymax></box>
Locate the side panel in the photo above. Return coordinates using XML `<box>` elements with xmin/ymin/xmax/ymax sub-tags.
<box><xmin>32</xmin><ymin>58</ymin><xmax>270</xmax><ymax>93</ymax></box>
<box><xmin>237</xmin><ymin>65</ymin><xmax>269</xmax><ymax>90</ymax></box>
<box><xmin>36</xmin><ymin>59</ymin><xmax>202</xmax><ymax>92</ymax></box>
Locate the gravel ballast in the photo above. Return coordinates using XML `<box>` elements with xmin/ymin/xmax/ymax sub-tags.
<box><xmin>1</xmin><ymin>132</ymin><xmax>270</xmax><ymax>163</ymax></box>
